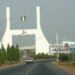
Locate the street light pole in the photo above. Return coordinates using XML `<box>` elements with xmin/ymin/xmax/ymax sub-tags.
<box><xmin>56</xmin><ymin>33</ymin><xmax>59</xmax><ymax>62</ymax></box>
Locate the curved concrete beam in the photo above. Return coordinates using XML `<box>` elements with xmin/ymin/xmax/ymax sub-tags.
<box><xmin>36</xmin><ymin>6</ymin><xmax>49</xmax><ymax>54</ymax></box>
<box><xmin>2</xmin><ymin>7</ymin><xmax>12</xmax><ymax>49</ymax></box>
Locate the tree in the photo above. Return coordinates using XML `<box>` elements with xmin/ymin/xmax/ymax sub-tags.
<box><xmin>0</xmin><ymin>49</ymin><xmax>2</xmax><ymax>64</ymax></box>
<box><xmin>7</xmin><ymin>45</ymin><xmax>15</xmax><ymax>62</ymax></box>
<box><xmin>1</xmin><ymin>44</ymin><xmax>7</xmax><ymax>63</ymax></box>
<box><xmin>15</xmin><ymin>44</ymin><xmax>20</xmax><ymax>61</ymax></box>
<box><xmin>7</xmin><ymin>44</ymin><xmax>11</xmax><ymax>62</ymax></box>
<box><xmin>59</xmin><ymin>54</ymin><xmax>69</xmax><ymax>61</ymax></box>
<box><xmin>7</xmin><ymin>44</ymin><xmax>20</xmax><ymax>62</ymax></box>
<box><xmin>10</xmin><ymin>45</ymin><xmax>16</xmax><ymax>61</ymax></box>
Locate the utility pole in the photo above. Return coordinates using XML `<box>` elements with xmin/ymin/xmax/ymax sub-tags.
<box><xmin>56</xmin><ymin>33</ymin><xmax>59</xmax><ymax>62</ymax></box>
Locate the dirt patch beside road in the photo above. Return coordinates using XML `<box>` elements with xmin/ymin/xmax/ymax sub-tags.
<box><xmin>0</xmin><ymin>61</ymin><xmax>26</xmax><ymax>70</ymax></box>
<box><xmin>53</xmin><ymin>62</ymin><xmax>75</xmax><ymax>75</ymax></box>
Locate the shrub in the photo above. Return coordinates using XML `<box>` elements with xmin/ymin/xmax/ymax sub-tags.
<box><xmin>59</xmin><ymin>54</ymin><xmax>69</xmax><ymax>61</ymax></box>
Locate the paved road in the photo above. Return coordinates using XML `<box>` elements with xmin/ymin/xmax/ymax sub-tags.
<box><xmin>0</xmin><ymin>60</ymin><xmax>73</xmax><ymax>75</ymax></box>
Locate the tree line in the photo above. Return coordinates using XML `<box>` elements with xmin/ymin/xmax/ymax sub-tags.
<box><xmin>59</xmin><ymin>53</ymin><xmax>75</xmax><ymax>65</ymax></box>
<box><xmin>31</xmin><ymin>53</ymin><xmax>56</xmax><ymax>59</ymax></box>
<box><xmin>0</xmin><ymin>44</ymin><xmax>20</xmax><ymax>64</ymax></box>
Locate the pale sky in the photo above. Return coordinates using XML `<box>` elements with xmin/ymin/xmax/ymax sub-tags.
<box><xmin>0</xmin><ymin>0</ymin><xmax>75</xmax><ymax>46</ymax></box>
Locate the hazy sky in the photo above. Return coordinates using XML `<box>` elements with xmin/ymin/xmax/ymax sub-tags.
<box><xmin>0</xmin><ymin>0</ymin><xmax>75</xmax><ymax>46</ymax></box>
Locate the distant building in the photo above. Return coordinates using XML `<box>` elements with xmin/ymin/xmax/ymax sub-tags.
<box><xmin>19</xmin><ymin>45</ymin><xmax>35</xmax><ymax>59</ymax></box>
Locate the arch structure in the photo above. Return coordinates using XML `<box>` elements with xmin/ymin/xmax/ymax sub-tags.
<box><xmin>0</xmin><ymin>6</ymin><xmax>49</xmax><ymax>54</ymax></box>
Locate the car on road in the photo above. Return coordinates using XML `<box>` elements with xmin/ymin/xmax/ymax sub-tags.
<box><xmin>26</xmin><ymin>58</ymin><xmax>34</xmax><ymax>64</ymax></box>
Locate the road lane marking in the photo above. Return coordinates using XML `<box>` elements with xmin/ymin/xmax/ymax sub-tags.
<box><xmin>25</xmin><ymin>63</ymin><xmax>38</xmax><ymax>75</ymax></box>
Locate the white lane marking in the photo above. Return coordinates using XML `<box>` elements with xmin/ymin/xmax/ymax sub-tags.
<box><xmin>25</xmin><ymin>63</ymin><xmax>38</xmax><ymax>75</ymax></box>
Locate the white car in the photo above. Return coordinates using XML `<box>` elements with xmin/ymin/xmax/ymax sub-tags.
<box><xmin>26</xmin><ymin>58</ymin><xmax>33</xmax><ymax>63</ymax></box>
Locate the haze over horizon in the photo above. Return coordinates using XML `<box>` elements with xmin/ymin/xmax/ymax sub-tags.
<box><xmin>0</xmin><ymin>0</ymin><xmax>75</xmax><ymax>46</ymax></box>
